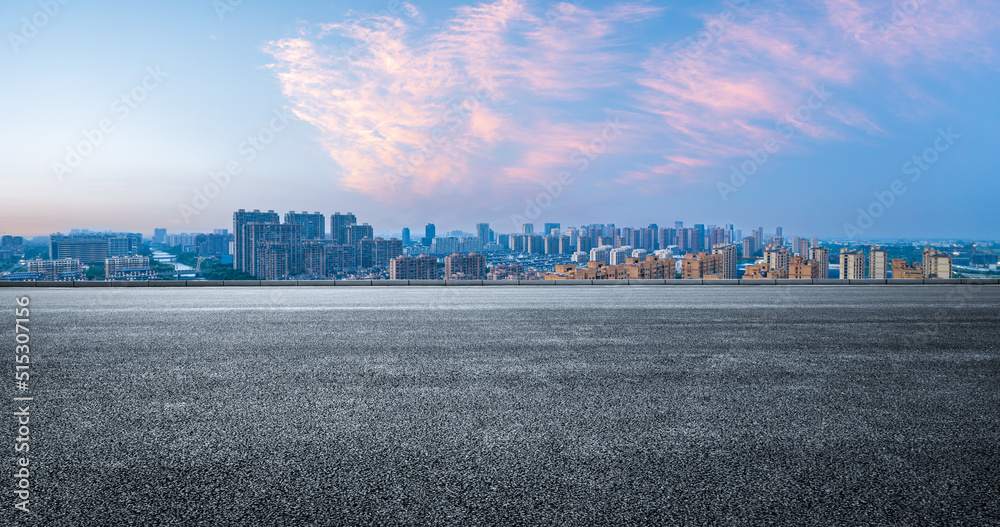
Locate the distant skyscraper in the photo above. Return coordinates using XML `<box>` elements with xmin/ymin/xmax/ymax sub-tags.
<box><xmin>422</xmin><ymin>223</ymin><xmax>436</xmax><ymax>246</ymax></box>
<box><xmin>330</xmin><ymin>212</ymin><xmax>357</xmax><ymax>244</ymax></box>
<box><xmin>390</xmin><ymin>254</ymin><xmax>438</xmax><ymax>280</ymax></box>
<box><xmin>49</xmin><ymin>234</ymin><xmax>110</xmax><ymax>264</ymax></box>
<box><xmin>152</xmin><ymin>228</ymin><xmax>167</xmax><ymax>244</ymax></box>
<box><xmin>809</xmin><ymin>246</ymin><xmax>830</xmax><ymax>279</ymax></box>
<box><xmin>284</xmin><ymin>211</ymin><xmax>325</xmax><ymax>240</ymax></box>
<box><xmin>246</xmin><ymin>221</ymin><xmax>303</xmax><ymax>279</ymax></box>
<box><xmin>712</xmin><ymin>244</ymin><xmax>739</xmax><ymax>279</ymax></box>
<box><xmin>742</xmin><ymin>237</ymin><xmax>754</xmax><ymax>259</ymax></box>
<box><xmin>522</xmin><ymin>223</ymin><xmax>534</xmax><ymax>235</ymax></box>
<box><xmin>869</xmin><ymin>247</ymin><xmax>888</xmax><ymax>279</ymax></box>
<box><xmin>839</xmin><ymin>248</ymin><xmax>866</xmax><ymax>280</ymax></box>
<box><xmin>692</xmin><ymin>224</ymin><xmax>705</xmax><ymax>253</ymax></box>
<box><xmin>233</xmin><ymin>209</ymin><xmax>280</xmax><ymax>273</ymax></box>
<box><xmin>347</xmin><ymin>223</ymin><xmax>374</xmax><ymax>245</ymax></box>
<box><xmin>476</xmin><ymin>223</ymin><xmax>490</xmax><ymax>242</ymax></box>
<box><xmin>544</xmin><ymin>223</ymin><xmax>560</xmax><ymax>236</ymax></box>
<box><xmin>401</xmin><ymin>228</ymin><xmax>411</xmax><ymax>245</ymax></box>
<box><xmin>444</xmin><ymin>252</ymin><xmax>486</xmax><ymax>279</ymax></box>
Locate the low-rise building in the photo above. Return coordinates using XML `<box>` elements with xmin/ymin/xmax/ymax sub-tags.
<box><xmin>26</xmin><ymin>258</ymin><xmax>84</xmax><ymax>281</ymax></box>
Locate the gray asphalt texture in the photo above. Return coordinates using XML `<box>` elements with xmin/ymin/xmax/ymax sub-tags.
<box><xmin>3</xmin><ymin>286</ymin><xmax>999</xmax><ymax>526</ymax></box>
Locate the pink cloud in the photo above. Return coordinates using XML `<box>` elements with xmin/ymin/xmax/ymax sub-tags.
<box><xmin>632</xmin><ymin>0</ymin><xmax>998</xmax><ymax>182</ymax></box>
<box><xmin>264</xmin><ymin>0</ymin><xmax>998</xmax><ymax>201</ymax></box>
<box><xmin>264</xmin><ymin>0</ymin><xmax>660</xmax><ymax>201</ymax></box>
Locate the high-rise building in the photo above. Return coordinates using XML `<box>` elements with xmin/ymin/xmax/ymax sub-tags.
<box><xmin>742</xmin><ymin>237</ymin><xmax>754</xmax><ymax>259</ymax></box>
<box><xmin>523</xmin><ymin>234</ymin><xmax>543</xmax><ymax>254</ymax></box>
<box><xmin>692</xmin><ymin>224</ymin><xmax>705</xmax><ymax>253</ymax></box>
<box><xmin>508</xmin><ymin>235</ymin><xmax>524</xmax><ymax>253</ymax></box>
<box><xmin>922</xmin><ymin>248</ymin><xmax>953</xmax><ymax>279</ymax></box>
<box><xmin>197</xmin><ymin>232</ymin><xmax>233</xmax><ymax>258</ymax></box>
<box><xmin>810</xmin><ymin>237</ymin><xmax>819</xmax><ymax>248</ymax></box>
<box><xmin>346</xmin><ymin>223</ymin><xmax>374</xmax><ymax>245</ymax></box>
<box><xmin>390</xmin><ymin>254</ymin><xmax>439</xmax><ymax>279</ymax></box>
<box><xmin>233</xmin><ymin>209</ymin><xmax>280</xmax><ymax>273</ymax></box>
<box><xmin>422</xmin><ymin>223</ymin><xmax>436</xmax><ymax>246</ymax></box>
<box><xmin>712</xmin><ymin>244</ymin><xmax>739</xmax><ymax>279</ymax></box>
<box><xmin>808</xmin><ymin>246</ymin><xmax>830</xmax><ymax>279</ymax></box>
<box><xmin>330</xmin><ymin>212</ymin><xmax>357</xmax><ymax>244</ymax></box>
<box><xmin>763</xmin><ymin>244</ymin><xmax>792</xmax><ymax>273</ymax></box>
<box><xmin>869</xmin><ymin>247</ymin><xmax>888</xmax><ymax>279</ymax></box>
<box><xmin>444</xmin><ymin>252</ymin><xmax>486</xmax><ymax>279</ymax></box>
<box><xmin>476</xmin><ymin>223</ymin><xmax>490</xmax><ymax>243</ymax></box>
<box><xmin>326</xmin><ymin>244</ymin><xmax>357</xmax><ymax>271</ymax></box>
<box><xmin>544</xmin><ymin>235</ymin><xmax>560</xmax><ymax>255</ymax></box>
<box><xmin>401</xmin><ymin>228</ymin><xmax>411</xmax><ymax>245</ymax></box>
<box><xmin>543</xmin><ymin>223</ymin><xmax>560</xmax><ymax>236</ymax></box>
<box><xmin>107</xmin><ymin>234</ymin><xmax>142</xmax><ymax>257</ymax></box>
<box><xmin>302</xmin><ymin>241</ymin><xmax>329</xmax><ymax>277</ymax></box>
<box><xmin>797</xmin><ymin>238</ymin><xmax>810</xmax><ymax>258</ymax></box>
<box><xmin>373</xmin><ymin>238</ymin><xmax>403</xmax><ymax>267</ymax></box>
<box><xmin>839</xmin><ymin>248</ymin><xmax>866</xmax><ymax>280</ymax></box>
<box><xmin>609</xmin><ymin>246</ymin><xmax>633</xmax><ymax>265</ymax></box>
<box><xmin>152</xmin><ymin>228</ymin><xmax>167</xmax><ymax>244</ymax></box>
<box><xmin>589</xmin><ymin>245</ymin><xmax>613</xmax><ymax>264</ymax></box>
<box><xmin>246</xmin><ymin>222</ymin><xmax>303</xmax><ymax>279</ymax></box>
<box><xmin>522</xmin><ymin>223</ymin><xmax>534</xmax><ymax>235</ymax></box>
<box><xmin>284</xmin><ymin>211</ymin><xmax>325</xmax><ymax>240</ymax></box>
<box><xmin>49</xmin><ymin>235</ymin><xmax>109</xmax><ymax>264</ymax></box>
<box><xmin>558</xmin><ymin>236</ymin><xmax>572</xmax><ymax>255</ymax></box>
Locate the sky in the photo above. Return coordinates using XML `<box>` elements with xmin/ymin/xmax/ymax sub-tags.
<box><xmin>0</xmin><ymin>0</ymin><xmax>997</xmax><ymax>239</ymax></box>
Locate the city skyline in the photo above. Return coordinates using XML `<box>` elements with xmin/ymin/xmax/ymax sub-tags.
<box><xmin>2</xmin><ymin>0</ymin><xmax>998</xmax><ymax>238</ymax></box>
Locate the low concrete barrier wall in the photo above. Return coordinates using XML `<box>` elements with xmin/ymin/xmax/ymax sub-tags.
<box><xmin>2</xmin><ymin>278</ymin><xmax>998</xmax><ymax>287</ymax></box>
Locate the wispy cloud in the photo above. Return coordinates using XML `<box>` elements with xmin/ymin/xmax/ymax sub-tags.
<box><xmin>264</xmin><ymin>0</ymin><xmax>998</xmax><ymax>202</ymax></box>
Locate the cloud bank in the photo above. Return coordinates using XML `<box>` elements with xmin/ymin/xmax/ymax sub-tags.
<box><xmin>264</xmin><ymin>0</ymin><xmax>999</xmax><ymax>204</ymax></box>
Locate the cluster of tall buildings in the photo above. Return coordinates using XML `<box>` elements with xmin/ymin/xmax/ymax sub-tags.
<box><xmin>153</xmin><ymin>229</ymin><xmax>233</xmax><ymax>259</ymax></box>
<box><xmin>839</xmin><ymin>247</ymin><xmax>952</xmax><ymax>279</ymax></box>
<box><xmin>233</xmin><ymin>210</ymin><xmax>402</xmax><ymax>280</ymax></box>
<box><xmin>0</xmin><ymin>235</ymin><xmax>25</xmax><ymax>261</ymax></box>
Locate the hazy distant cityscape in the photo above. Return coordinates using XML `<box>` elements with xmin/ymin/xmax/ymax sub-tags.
<box><xmin>2</xmin><ymin>209</ymin><xmax>998</xmax><ymax>282</ymax></box>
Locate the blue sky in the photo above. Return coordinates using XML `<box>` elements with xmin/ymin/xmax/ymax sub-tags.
<box><xmin>1</xmin><ymin>0</ymin><xmax>997</xmax><ymax>239</ymax></box>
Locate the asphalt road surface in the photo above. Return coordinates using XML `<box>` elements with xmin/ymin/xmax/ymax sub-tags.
<box><xmin>3</xmin><ymin>286</ymin><xmax>998</xmax><ymax>525</ymax></box>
